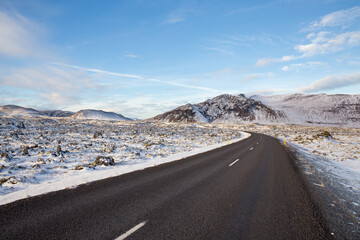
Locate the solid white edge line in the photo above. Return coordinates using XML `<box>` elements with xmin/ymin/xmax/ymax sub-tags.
<box><xmin>115</xmin><ymin>221</ymin><xmax>147</xmax><ymax>240</ymax></box>
<box><xmin>229</xmin><ymin>159</ymin><xmax>239</xmax><ymax>167</ymax></box>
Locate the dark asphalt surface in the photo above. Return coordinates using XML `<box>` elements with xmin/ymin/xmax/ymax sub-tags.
<box><xmin>0</xmin><ymin>133</ymin><xmax>334</xmax><ymax>239</ymax></box>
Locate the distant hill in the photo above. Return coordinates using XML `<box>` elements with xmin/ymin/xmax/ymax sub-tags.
<box><xmin>0</xmin><ymin>105</ymin><xmax>132</xmax><ymax>121</ymax></box>
<box><xmin>0</xmin><ymin>105</ymin><xmax>45</xmax><ymax>117</ymax></box>
<box><xmin>251</xmin><ymin>93</ymin><xmax>360</xmax><ymax>127</ymax></box>
<box><xmin>69</xmin><ymin>109</ymin><xmax>132</xmax><ymax>121</ymax></box>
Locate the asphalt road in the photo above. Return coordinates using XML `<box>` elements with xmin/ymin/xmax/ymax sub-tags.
<box><xmin>0</xmin><ymin>133</ymin><xmax>333</xmax><ymax>239</ymax></box>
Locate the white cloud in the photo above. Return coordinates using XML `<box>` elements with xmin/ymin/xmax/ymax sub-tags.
<box><xmin>124</xmin><ymin>54</ymin><xmax>140</xmax><ymax>59</ymax></box>
<box><xmin>282</xmin><ymin>66</ymin><xmax>289</xmax><ymax>71</ymax></box>
<box><xmin>164</xmin><ymin>5</ymin><xmax>194</xmax><ymax>24</ymax></box>
<box><xmin>257</xmin><ymin>6</ymin><xmax>360</xmax><ymax>67</ymax></box>
<box><xmin>298</xmin><ymin>73</ymin><xmax>360</xmax><ymax>93</ymax></box>
<box><xmin>281</xmin><ymin>62</ymin><xmax>325</xmax><ymax>71</ymax></box>
<box><xmin>256</xmin><ymin>55</ymin><xmax>296</xmax><ymax>66</ymax></box>
<box><xmin>0</xmin><ymin>10</ymin><xmax>46</xmax><ymax>58</ymax></box>
<box><xmin>0</xmin><ymin>65</ymin><xmax>96</xmax><ymax>105</ymax></box>
<box><xmin>307</xmin><ymin>33</ymin><xmax>315</xmax><ymax>39</ymax></box>
<box><xmin>40</xmin><ymin>92</ymin><xmax>77</xmax><ymax>105</ymax></box>
<box><xmin>165</xmin><ymin>14</ymin><xmax>186</xmax><ymax>24</ymax></box>
<box><xmin>204</xmin><ymin>47</ymin><xmax>234</xmax><ymax>55</ymax></box>
<box><xmin>2</xmin><ymin>65</ymin><xmax>94</xmax><ymax>91</ymax></box>
<box><xmin>54</xmin><ymin>63</ymin><xmax>144</xmax><ymax>79</ymax></box>
<box><xmin>242</xmin><ymin>74</ymin><xmax>262</xmax><ymax>81</ymax></box>
<box><xmin>56</xmin><ymin>63</ymin><xmax>220</xmax><ymax>93</ymax></box>
<box><xmin>304</xmin><ymin>6</ymin><xmax>360</xmax><ymax>31</ymax></box>
<box><xmin>295</xmin><ymin>31</ymin><xmax>360</xmax><ymax>56</ymax></box>
<box><xmin>256</xmin><ymin>30</ymin><xmax>360</xmax><ymax>66</ymax></box>
<box><xmin>246</xmin><ymin>88</ymin><xmax>289</xmax><ymax>96</ymax></box>
<box><xmin>267</xmin><ymin>72</ymin><xmax>274</xmax><ymax>77</ymax></box>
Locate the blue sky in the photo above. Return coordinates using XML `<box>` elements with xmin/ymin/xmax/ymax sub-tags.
<box><xmin>0</xmin><ymin>0</ymin><xmax>360</xmax><ymax>118</ymax></box>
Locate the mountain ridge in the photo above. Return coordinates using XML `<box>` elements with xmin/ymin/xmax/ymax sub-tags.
<box><xmin>2</xmin><ymin>93</ymin><xmax>360</xmax><ymax>126</ymax></box>
<box><xmin>251</xmin><ymin>93</ymin><xmax>360</xmax><ymax>127</ymax></box>
<box><xmin>0</xmin><ymin>105</ymin><xmax>132</xmax><ymax>121</ymax></box>
<box><xmin>152</xmin><ymin>94</ymin><xmax>287</xmax><ymax>124</ymax></box>
<box><xmin>152</xmin><ymin>93</ymin><xmax>360</xmax><ymax>127</ymax></box>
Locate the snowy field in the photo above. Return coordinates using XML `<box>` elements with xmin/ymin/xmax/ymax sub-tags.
<box><xmin>0</xmin><ymin>117</ymin><xmax>249</xmax><ymax>205</ymax></box>
<box><xmin>1</xmin><ymin>116</ymin><xmax>359</xmax><ymax>214</ymax></box>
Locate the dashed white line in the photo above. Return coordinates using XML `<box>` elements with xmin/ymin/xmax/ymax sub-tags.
<box><xmin>229</xmin><ymin>159</ymin><xmax>239</xmax><ymax>167</ymax></box>
<box><xmin>250</xmin><ymin>147</ymin><xmax>254</xmax><ymax>151</ymax></box>
<box><xmin>115</xmin><ymin>221</ymin><xmax>147</xmax><ymax>240</ymax></box>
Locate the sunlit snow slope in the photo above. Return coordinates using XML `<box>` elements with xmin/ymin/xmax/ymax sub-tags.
<box><xmin>251</xmin><ymin>93</ymin><xmax>360</xmax><ymax>127</ymax></box>
<box><xmin>0</xmin><ymin>105</ymin><xmax>44</xmax><ymax>117</ymax></box>
<box><xmin>70</xmin><ymin>109</ymin><xmax>132</xmax><ymax>121</ymax></box>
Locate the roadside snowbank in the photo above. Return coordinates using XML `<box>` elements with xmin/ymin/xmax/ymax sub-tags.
<box><xmin>0</xmin><ymin>117</ymin><xmax>249</xmax><ymax>205</ymax></box>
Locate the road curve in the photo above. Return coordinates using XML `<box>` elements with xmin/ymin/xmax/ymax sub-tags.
<box><xmin>0</xmin><ymin>133</ymin><xmax>333</xmax><ymax>239</ymax></box>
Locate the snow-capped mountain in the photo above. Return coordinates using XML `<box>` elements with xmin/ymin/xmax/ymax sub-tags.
<box><xmin>152</xmin><ymin>94</ymin><xmax>286</xmax><ymax>124</ymax></box>
<box><xmin>152</xmin><ymin>93</ymin><xmax>360</xmax><ymax>127</ymax></box>
<box><xmin>251</xmin><ymin>93</ymin><xmax>360</xmax><ymax>127</ymax></box>
<box><xmin>69</xmin><ymin>109</ymin><xmax>132</xmax><ymax>121</ymax></box>
<box><xmin>0</xmin><ymin>105</ymin><xmax>45</xmax><ymax>117</ymax></box>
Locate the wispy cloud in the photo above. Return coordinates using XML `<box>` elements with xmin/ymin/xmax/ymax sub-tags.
<box><xmin>55</xmin><ymin>63</ymin><xmax>220</xmax><ymax>93</ymax></box>
<box><xmin>256</xmin><ymin>55</ymin><xmax>296</xmax><ymax>66</ymax></box>
<box><xmin>257</xmin><ymin>6</ymin><xmax>360</xmax><ymax>67</ymax></box>
<box><xmin>282</xmin><ymin>61</ymin><xmax>325</xmax><ymax>71</ymax></box>
<box><xmin>246</xmin><ymin>88</ymin><xmax>289</xmax><ymax>96</ymax></box>
<box><xmin>0</xmin><ymin>65</ymin><xmax>95</xmax><ymax>105</ymax></box>
<box><xmin>165</xmin><ymin>12</ymin><xmax>187</xmax><ymax>24</ymax></box>
<box><xmin>298</xmin><ymin>73</ymin><xmax>360</xmax><ymax>93</ymax></box>
<box><xmin>295</xmin><ymin>31</ymin><xmax>360</xmax><ymax>56</ymax></box>
<box><xmin>124</xmin><ymin>53</ymin><xmax>140</xmax><ymax>59</ymax></box>
<box><xmin>164</xmin><ymin>5</ymin><xmax>195</xmax><ymax>24</ymax></box>
<box><xmin>303</xmin><ymin>6</ymin><xmax>360</xmax><ymax>31</ymax></box>
<box><xmin>227</xmin><ymin>1</ymin><xmax>286</xmax><ymax>15</ymax></box>
<box><xmin>54</xmin><ymin>63</ymin><xmax>144</xmax><ymax>79</ymax></box>
<box><xmin>241</xmin><ymin>74</ymin><xmax>263</xmax><ymax>81</ymax></box>
<box><xmin>205</xmin><ymin>34</ymin><xmax>290</xmax><ymax>56</ymax></box>
<box><xmin>258</xmin><ymin>30</ymin><xmax>360</xmax><ymax>66</ymax></box>
<box><xmin>0</xmin><ymin>10</ymin><xmax>47</xmax><ymax>58</ymax></box>
<box><xmin>203</xmin><ymin>47</ymin><xmax>234</xmax><ymax>55</ymax></box>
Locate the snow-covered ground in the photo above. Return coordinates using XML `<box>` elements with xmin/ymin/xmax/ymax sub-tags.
<box><xmin>1</xmin><ymin>116</ymin><xmax>358</xmax><ymax>219</ymax></box>
<box><xmin>0</xmin><ymin>117</ymin><xmax>249</xmax><ymax>205</ymax></box>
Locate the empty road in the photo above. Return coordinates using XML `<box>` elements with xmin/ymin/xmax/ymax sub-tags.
<box><xmin>0</xmin><ymin>133</ymin><xmax>333</xmax><ymax>239</ymax></box>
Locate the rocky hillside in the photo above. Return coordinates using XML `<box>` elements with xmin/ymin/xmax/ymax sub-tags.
<box><xmin>251</xmin><ymin>93</ymin><xmax>360</xmax><ymax>127</ymax></box>
<box><xmin>41</xmin><ymin>110</ymin><xmax>74</xmax><ymax>117</ymax></box>
<box><xmin>152</xmin><ymin>94</ymin><xmax>286</xmax><ymax>124</ymax></box>
<box><xmin>152</xmin><ymin>93</ymin><xmax>360</xmax><ymax>127</ymax></box>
